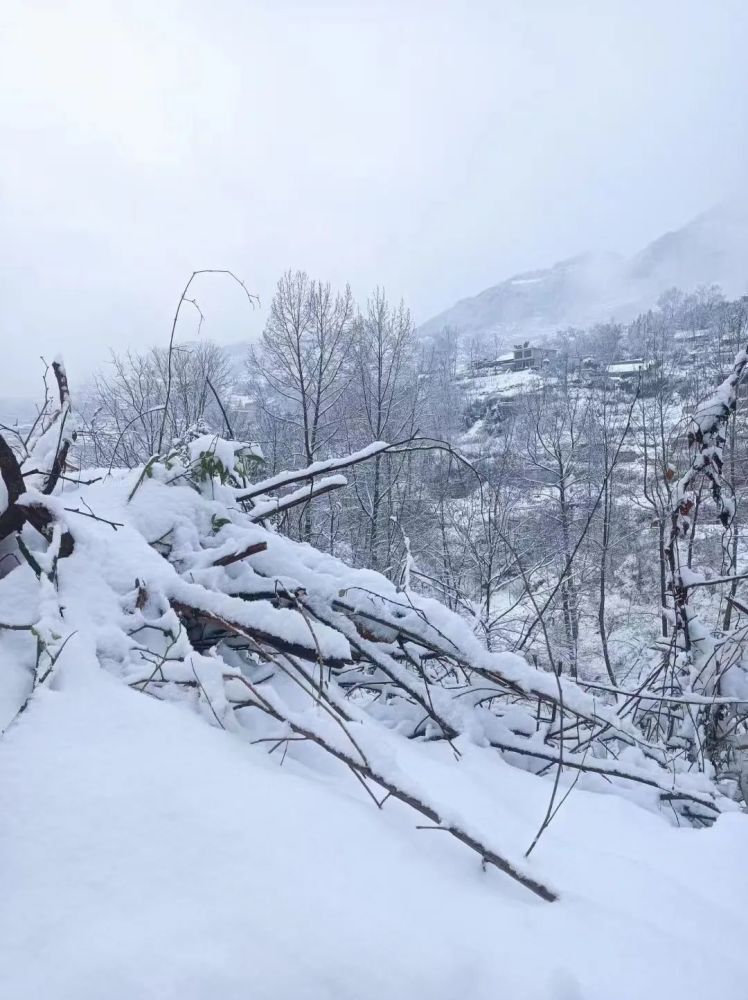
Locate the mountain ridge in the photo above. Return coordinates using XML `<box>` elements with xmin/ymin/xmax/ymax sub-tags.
<box><xmin>418</xmin><ymin>202</ymin><xmax>748</xmax><ymax>342</ymax></box>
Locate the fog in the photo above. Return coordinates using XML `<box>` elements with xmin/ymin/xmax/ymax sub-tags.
<box><xmin>2</xmin><ymin>0</ymin><xmax>747</xmax><ymax>394</ymax></box>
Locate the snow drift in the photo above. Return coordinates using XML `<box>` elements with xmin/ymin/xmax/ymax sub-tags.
<box><xmin>1</xmin><ymin>361</ymin><xmax>747</xmax><ymax>998</ymax></box>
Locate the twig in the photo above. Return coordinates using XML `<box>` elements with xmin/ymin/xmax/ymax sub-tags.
<box><xmin>158</xmin><ymin>270</ymin><xmax>258</xmax><ymax>453</ymax></box>
<box><xmin>63</xmin><ymin>501</ymin><xmax>123</xmax><ymax>530</ymax></box>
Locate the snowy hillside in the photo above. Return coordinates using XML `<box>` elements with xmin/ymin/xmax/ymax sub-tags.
<box><xmin>3</xmin><ymin>669</ymin><xmax>746</xmax><ymax>1000</ymax></box>
<box><xmin>2</xmin><ymin>359</ymin><xmax>747</xmax><ymax>998</ymax></box>
<box><xmin>419</xmin><ymin>202</ymin><xmax>748</xmax><ymax>341</ymax></box>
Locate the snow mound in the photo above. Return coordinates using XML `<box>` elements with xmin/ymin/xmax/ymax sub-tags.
<box><xmin>1</xmin><ymin>669</ymin><xmax>746</xmax><ymax>1000</ymax></box>
<box><xmin>1</xmin><ymin>397</ymin><xmax>747</xmax><ymax>997</ymax></box>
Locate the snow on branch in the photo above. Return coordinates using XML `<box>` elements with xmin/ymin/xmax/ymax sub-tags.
<box><xmin>234</xmin><ymin>441</ymin><xmax>393</xmax><ymax>502</ymax></box>
<box><xmin>1</xmin><ymin>364</ymin><xmax>741</xmax><ymax>912</ymax></box>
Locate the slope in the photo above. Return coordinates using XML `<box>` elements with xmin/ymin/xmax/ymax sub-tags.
<box><xmin>1</xmin><ymin>666</ymin><xmax>746</xmax><ymax>1000</ymax></box>
<box><xmin>419</xmin><ymin>201</ymin><xmax>748</xmax><ymax>341</ymax></box>
<box><xmin>1</xmin><ymin>368</ymin><xmax>747</xmax><ymax>999</ymax></box>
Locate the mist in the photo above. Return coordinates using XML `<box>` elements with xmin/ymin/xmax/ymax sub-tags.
<box><xmin>2</xmin><ymin>0</ymin><xmax>747</xmax><ymax>393</ymax></box>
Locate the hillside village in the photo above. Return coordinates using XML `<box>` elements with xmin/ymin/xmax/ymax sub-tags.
<box><xmin>459</xmin><ymin>342</ymin><xmax>657</xmax><ymax>401</ymax></box>
<box><xmin>449</xmin><ymin>289</ymin><xmax>747</xmax><ymax>435</ymax></box>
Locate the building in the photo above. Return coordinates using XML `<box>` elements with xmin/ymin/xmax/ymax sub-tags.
<box><xmin>472</xmin><ymin>343</ymin><xmax>558</xmax><ymax>375</ymax></box>
<box><xmin>605</xmin><ymin>359</ymin><xmax>658</xmax><ymax>380</ymax></box>
<box><xmin>507</xmin><ymin>343</ymin><xmax>558</xmax><ymax>371</ymax></box>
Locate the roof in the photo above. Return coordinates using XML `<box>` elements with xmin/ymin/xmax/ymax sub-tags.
<box><xmin>607</xmin><ymin>360</ymin><xmax>655</xmax><ymax>375</ymax></box>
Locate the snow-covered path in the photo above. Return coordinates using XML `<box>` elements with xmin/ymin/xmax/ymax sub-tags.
<box><xmin>1</xmin><ymin>669</ymin><xmax>746</xmax><ymax>1000</ymax></box>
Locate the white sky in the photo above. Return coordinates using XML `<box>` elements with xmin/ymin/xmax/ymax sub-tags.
<box><xmin>2</xmin><ymin>0</ymin><xmax>747</xmax><ymax>394</ymax></box>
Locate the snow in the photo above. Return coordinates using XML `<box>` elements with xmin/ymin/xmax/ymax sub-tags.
<box><xmin>22</xmin><ymin>403</ymin><xmax>69</xmax><ymax>476</ymax></box>
<box><xmin>247</xmin><ymin>474</ymin><xmax>348</xmax><ymax>521</ymax></box>
<box><xmin>239</xmin><ymin>442</ymin><xmax>390</xmax><ymax>499</ymax></box>
<box><xmin>418</xmin><ymin>203</ymin><xmax>748</xmax><ymax>343</ymax></box>
<box><xmin>679</xmin><ymin>566</ymin><xmax>706</xmax><ymax>587</ymax></box>
<box><xmin>465</xmin><ymin>368</ymin><xmax>542</xmax><ymax>400</ymax></box>
<box><xmin>606</xmin><ymin>360</ymin><xmax>654</xmax><ymax>376</ymax></box>
<box><xmin>167</xmin><ymin>576</ymin><xmax>351</xmax><ymax>661</ymax></box>
<box><xmin>186</xmin><ymin>434</ymin><xmax>258</xmax><ymax>471</ymax></box>
<box><xmin>5</xmin><ymin>448</ymin><xmax>726</xmax><ymax>817</ymax></box>
<box><xmin>1</xmin><ymin>669</ymin><xmax>746</xmax><ymax>1000</ymax></box>
<box><xmin>2</xmin><ymin>430</ymin><xmax>748</xmax><ymax>997</ymax></box>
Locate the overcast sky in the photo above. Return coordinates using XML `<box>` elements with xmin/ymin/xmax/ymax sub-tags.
<box><xmin>2</xmin><ymin>0</ymin><xmax>747</xmax><ymax>395</ymax></box>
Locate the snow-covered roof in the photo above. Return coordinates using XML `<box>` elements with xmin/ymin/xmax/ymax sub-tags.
<box><xmin>606</xmin><ymin>360</ymin><xmax>655</xmax><ymax>376</ymax></box>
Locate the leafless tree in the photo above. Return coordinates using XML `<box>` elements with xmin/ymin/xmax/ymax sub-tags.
<box><xmin>249</xmin><ymin>271</ymin><xmax>354</xmax><ymax>539</ymax></box>
<box><xmin>519</xmin><ymin>387</ymin><xmax>592</xmax><ymax>675</ymax></box>
<box><xmin>344</xmin><ymin>290</ymin><xmax>421</xmax><ymax>571</ymax></box>
<box><xmin>82</xmin><ymin>341</ymin><xmax>233</xmax><ymax>467</ymax></box>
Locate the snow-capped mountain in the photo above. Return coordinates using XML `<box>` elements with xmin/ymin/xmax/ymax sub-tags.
<box><xmin>418</xmin><ymin>202</ymin><xmax>748</xmax><ymax>341</ymax></box>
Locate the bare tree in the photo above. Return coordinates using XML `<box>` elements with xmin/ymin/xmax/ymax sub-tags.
<box><xmin>345</xmin><ymin>289</ymin><xmax>420</xmax><ymax>571</ymax></box>
<box><xmin>251</xmin><ymin>271</ymin><xmax>354</xmax><ymax>463</ymax></box>
<box><xmin>249</xmin><ymin>271</ymin><xmax>354</xmax><ymax>539</ymax></box>
<box><xmin>520</xmin><ymin>387</ymin><xmax>591</xmax><ymax>675</ymax></box>
<box><xmin>83</xmin><ymin>341</ymin><xmax>232</xmax><ymax>467</ymax></box>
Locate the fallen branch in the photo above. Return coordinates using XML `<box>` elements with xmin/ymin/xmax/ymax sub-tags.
<box><xmin>211</xmin><ymin>541</ymin><xmax>268</xmax><ymax>567</ymax></box>
<box><xmin>228</xmin><ymin>673</ymin><xmax>558</xmax><ymax>902</ymax></box>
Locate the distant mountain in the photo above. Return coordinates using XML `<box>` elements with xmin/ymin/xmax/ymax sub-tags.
<box><xmin>220</xmin><ymin>340</ymin><xmax>252</xmax><ymax>367</ymax></box>
<box><xmin>418</xmin><ymin>202</ymin><xmax>748</xmax><ymax>342</ymax></box>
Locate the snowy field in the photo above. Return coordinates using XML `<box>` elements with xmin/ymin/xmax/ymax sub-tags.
<box><xmin>461</xmin><ymin>367</ymin><xmax>543</xmax><ymax>401</ymax></box>
<box><xmin>2</xmin><ymin>667</ymin><xmax>746</xmax><ymax>1000</ymax></box>
<box><xmin>1</xmin><ymin>381</ymin><xmax>746</xmax><ymax>1000</ymax></box>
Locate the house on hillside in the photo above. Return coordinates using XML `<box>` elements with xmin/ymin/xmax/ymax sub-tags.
<box><xmin>472</xmin><ymin>343</ymin><xmax>557</xmax><ymax>375</ymax></box>
<box><xmin>605</xmin><ymin>359</ymin><xmax>659</xmax><ymax>382</ymax></box>
<box><xmin>507</xmin><ymin>342</ymin><xmax>558</xmax><ymax>371</ymax></box>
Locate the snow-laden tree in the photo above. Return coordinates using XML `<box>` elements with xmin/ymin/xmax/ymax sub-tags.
<box><xmin>3</xmin><ymin>358</ymin><xmax>745</xmax><ymax>919</ymax></box>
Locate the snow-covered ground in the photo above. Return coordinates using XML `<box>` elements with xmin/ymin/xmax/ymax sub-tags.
<box><xmin>1</xmin><ymin>402</ymin><xmax>746</xmax><ymax>999</ymax></box>
<box><xmin>1</xmin><ymin>665</ymin><xmax>746</xmax><ymax>1000</ymax></box>
<box><xmin>461</xmin><ymin>367</ymin><xmax>543</xmax><ymax>401</ymax></box>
